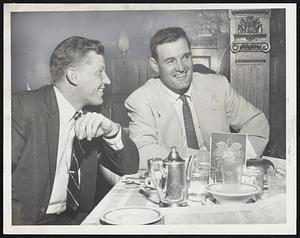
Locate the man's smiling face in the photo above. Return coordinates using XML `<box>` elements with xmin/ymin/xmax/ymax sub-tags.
<box><xmin>154</xmin><ymin>37</ymin><xmax>193</xmax><ymax>95</ymax></box>
<box><xmin>75</xmin><ymin>51</ymin><xmax>111</xmax><ymax>106</ymax></box>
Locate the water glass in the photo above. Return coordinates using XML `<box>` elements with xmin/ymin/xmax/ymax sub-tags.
<box><xmin>242</xmin><ymin>166</ymin><xmax>265</xmax><ymax>200</ymax></box>
<box><xmin>147</xmin><ymin>158</ymin><xmax>163</xmax><ymax>188</ymax></box>
<box><xmin>188</xmin><ymin>163</ymin><xmax>210</xmax><ymax>202</ymax></box>
<box><xmin>188</xmin><ymin>151</ymin><xmax>210</xmax><ymax>202</ymax></box>
<box><xmin>265</xmin><ymin>168</ymin><xmax>286</xmax><ymax>198</ymax></box>
<box><xmin>222</xmin><ymin>156</ymin><xmax>244</xmax><ymax>192</ymax></box>
<box><xmin>209</xmin><ymin>167</ymin><xmax>222</xmax><ymax>184</ymax></box>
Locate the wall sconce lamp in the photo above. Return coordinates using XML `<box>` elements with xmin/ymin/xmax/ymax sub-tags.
<box><xmin>118</xmin><ymin>30</ymin><xmax>129</xmax><ymax>61</ymax></box>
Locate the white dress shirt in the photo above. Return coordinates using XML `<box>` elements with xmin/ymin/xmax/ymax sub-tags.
<box><xmin>46</xmin><ymin>86</ymin><xmax>123</xmax><ymax>214</ymax></box>
<box><xmin>161</xmin><ymin>83</ymin><xmax>207</xmax><ymax>151</ymax></box>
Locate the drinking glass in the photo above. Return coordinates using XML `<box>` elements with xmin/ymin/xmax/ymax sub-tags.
<box><xmin>222</xmin><ymin>156</ymin><xmax>244</xmax><ymax>192</ymax></box>
<box><xmin>188</xmin><ymin>151</ymin><xmax>210</xmax><ymax>202</ymax></box>
<box><xmin>265</xmin><ymin>168</ymin><xmax>286</xmax><ymax>198</ymax></box>
<box><xmin>147</xmin><ymin>158</ymin><xmax>163</xmax><ymax>188</ymax></box>
<box><xmin>242</xmin><ymin>166</ymin><xmax>265</xmax><ymax>200</ymax></box>
<box><xmin>209</xmin><ymin>167</ymin><xmax>222</xmax><ymax>184</ymax></box>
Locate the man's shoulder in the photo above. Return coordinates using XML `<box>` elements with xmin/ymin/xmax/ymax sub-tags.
<box><xmin>126</xmin><ymin>78</ymin><xmax>160</xmax><ymax>101</ymax></box>
<box><xmin>192</xmin><ymin>72</ymin><xmax>229</xmax><ymax>90</ymax></box>
<box><xmin>193</xmin><ymin>72</ymin><xmax>228</xmax><ymax>83</ymax></box>
<box><xmin>12</xmin><ymin>85</ymin><xmax>54</xmax><ymax>112</ymax></box>
<box><xmin>133</xmin><ymin>77</ymin><xmax>161</xmax><ymax>93</ymax></box>
<box><xmin>13</xmin><ymin>84</ymin><xmax>52</xmax><ymax>98</ymax></box>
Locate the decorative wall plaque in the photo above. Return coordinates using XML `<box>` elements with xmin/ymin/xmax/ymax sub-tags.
<box><xmin>231</xmin><ymin>15</ymin><xmax>271</xmax><ymax>53</ymax></box>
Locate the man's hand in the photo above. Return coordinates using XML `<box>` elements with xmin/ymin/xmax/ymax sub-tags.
<box><xmin>74</xmin><ymin>112</ymin><xmax>120</xmax><ymax>141</ymax></box>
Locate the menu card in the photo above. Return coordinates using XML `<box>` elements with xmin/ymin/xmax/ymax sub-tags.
<box><xmin>210</xmin><ymin>132</ymin><xmax>247</xmax><ymax>182</ymax></box>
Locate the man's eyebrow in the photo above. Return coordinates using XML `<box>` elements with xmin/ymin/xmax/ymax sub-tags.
<box><xmin>182</xmin><ymin>52</ymin><xmax>192</xmax><ymax>58</ymax></box>
<box><xmin>164</xmin><ymin>56</ymin><xmax>176</xmax><ymax>62</ymax></box>
<box><xmin>164</xmin><ymin>52</ymin><xmax>191</xmax><ymax>62</ymax></box>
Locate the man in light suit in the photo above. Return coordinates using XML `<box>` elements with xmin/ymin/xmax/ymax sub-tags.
<box><xmin>125</xmin><ymin>27</ymin><xmax>269</xmax><ymax>169</ymax></box>
<box><xmin>12</xmin><ymin>36</ymin><xmax>139</xmax><ymax>225</ymax></box>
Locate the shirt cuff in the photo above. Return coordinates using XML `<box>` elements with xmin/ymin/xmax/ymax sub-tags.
<box><xmin>102</xmin><ymin>124</ymin><xmax>124</xmax><ymax>150</ymax></box>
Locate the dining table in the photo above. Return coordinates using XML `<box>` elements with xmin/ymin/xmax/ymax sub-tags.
<box><xmin>81</xmin><ymin>156</ymin><xmax>287</xmax><ymax>227</ymax></box>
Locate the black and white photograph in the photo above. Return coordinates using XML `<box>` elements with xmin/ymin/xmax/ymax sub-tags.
<box><xmin>3</xmin><ymin>3</ymin><xmax>296</xmax><ymax>235</ymax></box>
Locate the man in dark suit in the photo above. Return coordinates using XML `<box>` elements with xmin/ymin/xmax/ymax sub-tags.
<box><xmin>12</xmin><ymin>36</ymin><xmax>139</xmax><ymax>225</ymax></box>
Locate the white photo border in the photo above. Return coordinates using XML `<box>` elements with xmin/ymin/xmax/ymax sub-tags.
<box><xmin>3</xmin><ymin>3</ymin><xmax>296</xmax><ymax>235</ymax></box>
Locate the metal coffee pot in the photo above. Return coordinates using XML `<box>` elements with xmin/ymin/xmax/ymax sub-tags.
<box><xmin>148</xmin><ymin>146</ymin><xmax>196</xmax><ymax>207</ymax></box>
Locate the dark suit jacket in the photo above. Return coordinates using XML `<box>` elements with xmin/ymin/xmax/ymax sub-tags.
<box><xmin>12</xmin><ymin>85</ymin><xmax>139</xmax><ymax>225</ymax></box>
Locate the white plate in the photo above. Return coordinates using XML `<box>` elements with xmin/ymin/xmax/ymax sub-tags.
<box><xmin>100</xmin><ymin>206</ymin><xmax>163</xmax><ymax>225</ymax></box>
<box><xmin>206</xmin><ymin>183</ymin><xmax>260</xmax><ymax>204</ymax></box>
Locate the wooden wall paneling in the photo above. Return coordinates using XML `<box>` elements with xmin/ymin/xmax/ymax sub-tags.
<box><xmin>230</xmin><ymin>10</ymin><xmax>271</xmax><ymax>120</ymax></box>
<box><xmin>110</xmin><ymin>57</ymin><xmax>139</xmax><ymax>94</ymax></box>
<box><xmin>139</xmin><ymin>56</ymin><xmax>150</xmax><ymax>86</ymax></box>
<box><xmin>105</xmin><ymin>56</ymin><xmax>152</xmax><ymax>127</ymax></box>
<box><xmin>267</xmin><ymin>13</ymin><xmax>286</xmax><ymax>159</ymax></box>
<box><xmin>105</xmin><ymin>56</ymin><xmax>139</xmax><ymax>127</ymax></box>
<box><xmin>270</xmin><ymin>56</ymin><xmax>279</xmax><ymax>93</ymax></box>
<box><xmin>111</xmin><ymin>101</ymin><xmax>131</xmax><ymax>127</ymax></box>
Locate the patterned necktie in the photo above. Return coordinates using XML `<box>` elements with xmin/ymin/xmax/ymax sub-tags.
<box><xmin>180</xmin><ymin>95</ymin><xmax>200</xmax><ymax>150</ymax></box>
<box><xmin>67</xmin><ymin>112</ymin><xmax>82</xmax><ymax>211</ymax></box>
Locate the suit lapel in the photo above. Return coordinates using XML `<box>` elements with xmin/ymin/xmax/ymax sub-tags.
<box><xmin>45</xmin><ymin>86</ymin><xmax>60</xmax><ymax>189</ymax></box>
<box><xmin>191</xmin><ymin>75</ymin><xmax>224</xmax><ymax>149</ymax></box>
<box><xmin>155</xmin><ymin>81</ymin><xmax>184</xmax><ymax>145</ymax></box>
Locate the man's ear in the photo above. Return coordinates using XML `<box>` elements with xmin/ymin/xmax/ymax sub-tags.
<box><xmin>66</xmin><ymin>67</ymin><xmax>78</xmax><ymax>86</ymax></box>
<box><xmin>149</xmin><ymin>57</ymin><xmax>159</xmax><ymax>73</ymax></box>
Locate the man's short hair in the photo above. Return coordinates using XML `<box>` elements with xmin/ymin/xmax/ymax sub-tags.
<box><xmin>150</xmin><ymin>27</ymin><xmax>191</xmax><ymax>60</ymax></box>
<box><xmin>50</xmin><ymin>36</ymin><xmax>104</xmax><ymax>82</ymax></box>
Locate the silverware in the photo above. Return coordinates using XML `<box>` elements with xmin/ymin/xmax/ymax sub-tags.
<box><xmin>139</xmin><ymin>187</ymin><xmax>160</xmax><ymax>205</ymax></box>
<box><xmin>125</xmin><ymin>177</ymin><xmax>145</xmax><ymax>182</ymax></box>
<box><xmin>122</xmin><ymin>180</ymin><xmax>143</xmax><ymax>185</ymax></box>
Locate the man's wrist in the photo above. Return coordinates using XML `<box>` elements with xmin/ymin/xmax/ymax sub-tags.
<box><xmin>104</xmin><ymin>123</ymin><xmax>120</xmax><ymax>139</ymax></box>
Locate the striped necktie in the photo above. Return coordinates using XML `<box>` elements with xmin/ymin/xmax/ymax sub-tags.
<box><xmin>180</xmin><ymin>95</ymin><xmax>200</xmax><ymax>150</ymax></box>
<box><xmin>66</xmin><ymin>112</ymin><xmax>82</xmax><ymax>211</ymax></box>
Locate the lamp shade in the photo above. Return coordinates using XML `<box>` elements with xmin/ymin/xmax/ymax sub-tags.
<box><xmin>118</xmin><ymin>30</ymin><xmax>129</xmax><ymax>51</ymax></box>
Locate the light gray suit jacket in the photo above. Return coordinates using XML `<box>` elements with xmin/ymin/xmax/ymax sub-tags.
<box><xmin>125</xmin><ymin>73</ymin><xmax>269</xmax><ymax>169</ymax></box>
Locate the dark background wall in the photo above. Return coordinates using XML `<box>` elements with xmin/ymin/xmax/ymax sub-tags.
<box><xmin>10</xmin><ymin>9</ymin><xmax>285</xmax><ymax>159</ymax></box>
<box><xmin>11</xmin><ymin>10</ymin><xmax>229</xmax><ymax>92</ymax></box>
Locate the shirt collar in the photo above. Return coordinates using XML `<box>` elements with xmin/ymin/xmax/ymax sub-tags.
<box><xmin>184</xmin><ymin>86</ymin><xmax>192</xmax><ymax>99</ymax></box>
<box><xmin>53</xmin><ymin>86</ymin><xmax>77</xmax><ymax>124</ymax></box>
<box><xmin>160</xmin><ymin>81</ymin><xmax>193</xmax><ymax>104</ymax></box>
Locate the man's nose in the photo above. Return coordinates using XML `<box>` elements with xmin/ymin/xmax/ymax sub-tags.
<box><xmin>103</xmin><ymin>72</ymin><xmax>111</xmax><ymax>85</ymax></box>
<box><xmin>175</xmin><ymin>60</ymin><xmax>184</xmax><ymax>71</ymax></box>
